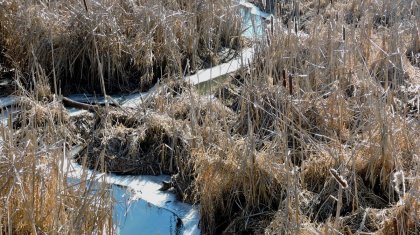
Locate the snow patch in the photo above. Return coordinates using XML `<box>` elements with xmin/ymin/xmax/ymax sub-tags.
<box><xmin>185</xmin><ymin>47</ymin><xmax>255</xmax><ymax>85</ymax></box>
<box><xmin>66</xmin><ymin>146</ymin><xmax>200</xmax><ymax>235</ymax></box>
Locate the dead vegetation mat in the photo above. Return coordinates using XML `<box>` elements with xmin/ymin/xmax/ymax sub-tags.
<box><xmin>0</xmin><ymin>0</ymin><xmax>241</xmax><ymax>95</ymax></box>
<box><xmin>5</xmin><ymin>0</ymin><xmax>420</xmax><ymax>234</ymax></box>
<box><xmin>66</xmin><ymin>52</ymin><xmax>419</xmax><ymax>234</ymax></box>
<box><xmin>13</xmin><ymin>65</ymin><xmax>419</xmax><ymax>234</ymax></box>
<box><xmin>75</xmin><ymin>111</ymin><xmax>191</xmax><ymax>175</ymax></box>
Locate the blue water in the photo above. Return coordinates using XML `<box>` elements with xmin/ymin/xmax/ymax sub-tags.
<box><xmin>240</xmin><ymin>1</ymin><xmax>271</xmax><ymax>39</ymax></box>
<box><xmin>241</xmin><ymin>7</ymin><xmax>265</xmax><ymax>38</ymax></box>
<box><xmin>112</xmin><ymin>185</ymin><xmax>179</xmax><ymax>235</ymax></box>
<box><xmin>66</xmin><ymin>177</ymin><xmax>180</xmax><ymax>235</ymax></box>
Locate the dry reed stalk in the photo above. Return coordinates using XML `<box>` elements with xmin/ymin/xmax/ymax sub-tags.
<box><xmin>202</xmin><ymin>0</ymin><xmax>419</xmax><ymax>233</ymax></box>
<box><xmin>0</xmin><ymin>95</ymin><xmax>113</xmax><ymax>234</ymax></box>
<box><xmin>1</xmin><ymin>0</ymin><xmax>419</xmax><ymax>234</ymax></box>
<box><xmin>0</xmin><ymin>0</ymin><xmax>241</xmax><ymax>95</ymax></box>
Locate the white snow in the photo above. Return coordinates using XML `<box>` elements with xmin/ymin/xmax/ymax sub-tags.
<box><xmin>0</xmin><ymin>114</ymin><xmax>7</xmax><ymax>126</ymax></box>
<box><xmin>66</xmin><ymin>146</ymin><xmax>200</xmax><ymax>235</ymax></box>
<box><xmin>0</xmin><ymin>96</ymin><xmax>16</xmax><ymax>108</ymax></box>
<box><xmin>239</xmin><ymin>1</ymin><xmax>272</xmax><ymax>18</ymax></box>
<box><xmin>121</xmin><ymin>82</ymin><xmax>159</xmax><ymax>108</ymax></box>
<box><xmin>0</xmin><ymin>96</ymin><xmax>17</xmax><ymax>126</ymax></box>
<box><xmin>66</xmin><ymin>94</ymin><xmax>126</xmax><ymax>105</ymax></box>
<box><xmin>185</xmin><ymin>47</ymin><xmax>255</xmax><ymax>85</ymax></box>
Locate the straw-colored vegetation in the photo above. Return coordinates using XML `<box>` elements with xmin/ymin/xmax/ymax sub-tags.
<box><xmin>0</xmin><ymin>0</ymin><xmax>241</xmax><ymax>94</ymax></box>
<box><xmin>0</xmin><ymin>91</ymin><xmax>113</xmax><ymax>234</ymax></box>
<box><xmin>1</xmin><ymin>0</ymin><xmax>419</xmax><ymax>234</ymax></box>
<box><xmin>0</xmin><ymin>0</ymin><xmax>240</xmax><ymax>233</ymax></box>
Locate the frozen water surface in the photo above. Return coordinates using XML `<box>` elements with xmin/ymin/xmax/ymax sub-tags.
<box><xmin>65</xmin><ymin>148</ymin><xmax>200</xmax><ymax>235</ymax></box>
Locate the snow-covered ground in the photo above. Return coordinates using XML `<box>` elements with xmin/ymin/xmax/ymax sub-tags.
<box><xmin>185</xmin><ymin>47</ymin><xmax>255</xmax><ymax>85</ymax></box>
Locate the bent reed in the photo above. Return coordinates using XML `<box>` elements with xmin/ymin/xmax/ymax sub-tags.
<box><xmin>1</xmin><ymin>0</ymin><xmax>419</xmax><ymax>234</ymax></box>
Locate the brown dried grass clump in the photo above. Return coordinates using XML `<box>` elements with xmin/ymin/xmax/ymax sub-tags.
<box><xmin>0</xmin><ymin>93</ymin><xmax>112</xmax><ymax>234</ymax></box>
<box><xmin>334</xmin><ymin>185</ymin><xmax>419</xmax><ymax>234</ymax></box>
<box><xmin>70</xmin><ymin>111</ymin><xmax>96</xmax><ymax>144</ymax></box>
<box><xmin>352</xmin><ymin>114</ymin><xmax>420</xmax><ymax>198</ymax></box>
<box><xmin>0</xmin><ymin>0</ymin><xmax>241</xmax><ymax>94</ymax></box>
<box><xmin>314</xmin><ymin>90</ymin><xmax>354</xmax><ymax>141</ymax></box>
<box><xmin>310</xmin><ymin>174</ymin><xmax>389</xmax><ymax>223</ymax></box>
<box><xmin>214</xmin><ymin>81</ymin><xmax>242</xmax><ymax>110</ymax></box>
<box><xmin>264</xmin><ymin>190</ymin><xmax>316</xmax><ymax>235</ymax></box>
<box><xmin>143</xmin><ymin>79</ymin><xmax>238</xmax><ymax>128</ymax></box>
<box><xmin>301</xmin><ymin>149</ymin><xmax>336</xmax><ymax>193</ymax></box>
<box><xmin>76</xmin><ymin>112</ymin><xmax>190</xmax><ymax>175</ymax></box>
<box><xmin>13</xmin><ymin>97</ymin><xmax>68</xmax><ymax>128</ymax></box>
<box><xmin>340</xmin><ymin>208</ymin><xmax>388</xmax><ymax>233</ymax></box>
<box><xmin>168</xmin><ymin>94</ymin><xmax>236</xmax><ymax>128</ymax></box>
<box><xmin>3</xmin><ymin>0</ymin><xmax>419</xmax><ymax>234</ymax></box>
<box><xmin>381</xmin><ymin>192</ymin><xmax>420</xmax><ymax>235</ymax></box>
<box><xmin>192</xmin><ymin>140</ymin><xmax>284</xmax><ymax>234</ymax></box>
<box><xmin>187</xmin><ymin>0</ymin><xmax>419</xmax><ymax>233</ymax></box>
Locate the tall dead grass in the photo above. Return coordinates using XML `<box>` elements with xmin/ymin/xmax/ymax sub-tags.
<box><xmin>0</xmin><ymin>0</ymin><xmax>241</xmax><ymax>95</ymax></box>
<box><xmin>179</xmin><ymin>0</ymin><xmax>419</xmax><ymax>233</ymax></box>
<box><xmin>0</xmin><ymin>90</ymin><xmax>113</xmax><ymax>234</ymax></box>
<box><xmin>2</xmin><ymin>0</ymin><xmax>419</xmax><ymax>234</ymax></box>
<box><xmin>66</xmin><ymin>0</ymin><xmax>420</xmax><ymax>230</ymax></box>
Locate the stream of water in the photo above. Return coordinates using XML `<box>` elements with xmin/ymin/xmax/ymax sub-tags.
<box><xmin>66</xmin><ymin>146</ymin><xmax>200</xmax><ymax>235</ymax></box>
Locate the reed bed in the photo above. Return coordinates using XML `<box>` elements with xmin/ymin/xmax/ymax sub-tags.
<box><xmin>192</xmin><ymin>0</ymin><xmax>419</xmax><ymax>233</ymax></box>
<box><xmin>1</xmin><ymin>0</ymin><xmax>419</xmax><ymax>234</ymax></box>
<box><xmin>0</xmin><ymin>90</ymin><xmax>113</xmax><ymax>234</ymax></box>
<box><xmin>0</xmin><ymin>0</ymin><xmax>241</xmax><ymax>95</ymax></box>
<box><xmin>169</xmin><ymin>0</ymin><xmax>419</xmax><ymax>233</ymax></box>
<box><xmin>0</xmin><ymin>0</ymin><xmax>241</xmax><ymax>233</ymax></box>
